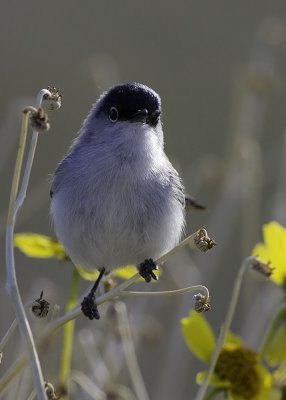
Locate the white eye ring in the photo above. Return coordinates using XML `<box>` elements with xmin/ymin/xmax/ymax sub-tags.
<box><xmin>109</xmin><ymin>107</ymin><xmax>119</xmax><ymax>122</ymax></box>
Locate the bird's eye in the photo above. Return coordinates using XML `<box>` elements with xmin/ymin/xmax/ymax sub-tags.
<box><xmin>109</xmin><ymin>107</ymin><xmax>119</xmax><ymax>122</ymax></box>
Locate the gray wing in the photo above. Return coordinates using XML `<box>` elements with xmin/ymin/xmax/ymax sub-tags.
<box><xmin>50</xmin><ymin>154</ymin><xmax>72</xmax><ymax>198</ymax></box>
<box><xmin>168</xmin><ymin>169</ymin><xmax>185</xmax><ymax>208</ymax></box>
<box><xmin>168</xmin><ymin>169</ymin><xmax>206</xmax><ymax>211</ymax></box>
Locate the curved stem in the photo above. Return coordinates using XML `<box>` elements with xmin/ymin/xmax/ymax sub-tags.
<box><xmin>5</xmin><ymin>89</ymin><xmax>52</xmax><ymax>400</ymax></box>
<box><xmin>121</xmin><ymin>285</ymin><xmax>209</xmax><ymax>299</ymax></box>
<box><xmin>195</xmin><ymin>257</ymin><xmax>254</xmax><ymax>400</ymax></box>
<box><xmin>0</xmin><ymin>230</ymin><xmax>212</xmax><ymax>394</ymax></box>
<box><xmin>6</xmin><ymin>111</ymin><xmax>30</xmax><ymax>225</ymax></box>
<box><xmin>0</xmin><ymin>300</ymin><xmax>34</xmax><ymax>353</ymax></box>
<box><xmin>15</xmin><ymin>89</ymin><xmax>50</xmax><ymax>214</ymax></box>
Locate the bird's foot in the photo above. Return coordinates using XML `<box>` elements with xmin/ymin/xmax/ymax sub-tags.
<box><xmin>81</xmin><ymin>268</ymin><xmax>105</xmax><ymax>320</ymax></box>
<box><xmin>138</xmin><ymin>258</ymin><xmax>159</xmax><ymax>283</ymax></box>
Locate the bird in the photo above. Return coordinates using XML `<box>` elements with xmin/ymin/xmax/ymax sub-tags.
<box><xmin>50</xmin><ymin>82</ymin><xmax>203</xmax><ymax>319</ymax></box>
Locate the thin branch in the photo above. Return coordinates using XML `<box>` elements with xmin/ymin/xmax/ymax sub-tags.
<box><xmin>121</xmin><ymin>285</ymin><xmax>209</xmax><ymax>299</ymax></box>
<box><xmin>5</xmin><ymin>88</ymin><xmax>60</xmax><ymax>400</ymax></box>
<box><xmin>0</xmin><ymin>300</ymin><xmax>34</xmax><ymax>353</ymax></box>
<box><xmin>0</xmin><ymin>228</ymin><xmax>214</xmax><ymax>393</ymax></box>
<box><xmin>115</xmin><ymin>301</ymin><xmax>150</xmax><ymax>400</ymax></box>
<box><xmin>195</xmin><ymin>257</ymin><xmax>256</xmax><ymax>400</ymax></box>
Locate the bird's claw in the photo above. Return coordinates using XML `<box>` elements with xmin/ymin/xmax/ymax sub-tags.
<box><xmin>81</xmin><ymin>293</ymin><xmax>100</xmax><ymax>320</ymax></box>
<box><xmin>81</xmin><ymin>267</ymin><xmax>105</xmax><ymax>320</ymax></box>
<box><xmin>138</xmin><ymin>258</ymin><xmax>159</xmax><ymax>282</ymax></box>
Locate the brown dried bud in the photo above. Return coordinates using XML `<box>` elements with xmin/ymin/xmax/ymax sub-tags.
<box><xmin>194</xmin><ymin>293</ymin><xmax>211</xmax><ymax>313</ymax></box>
<box><xmin>194</xmin><ymin>228</ymin><xmax>217</xmax><ymax>252</ymax></box>
<box><xmin>30</xmin><ymin>107</ymin><xmax>50</xmax><ymax>132</ymax></box>
<box><xmin>45</xmin><ymin>382</ymin><xmax>60</xmax><ymax>400</ymax></box>
<box><xmin>31</xmin><ymin>291</ymin><xmax>50</xmax><ymax>318</ymax></box>
<box><xmin>42</xmin><ymin>86</ymin><xmax>62</xmax><ymax>111</ymax></box>
<box><xmin>251</xmin><ymin>257</ymin><xmax>274</xmax><ymax>278</ymax></box>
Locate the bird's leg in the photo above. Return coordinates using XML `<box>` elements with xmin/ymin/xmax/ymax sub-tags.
<box><xmin>138</xmin><ymin>258</ymin><xmax>159</xmax><ymax>283</ymax></box>
<box><xmin>81</xmin><ymin>267</ymin><xmax>105</xmax><ymax>320</ymax></box>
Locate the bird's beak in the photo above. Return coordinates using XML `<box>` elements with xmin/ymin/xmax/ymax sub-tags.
<box><xmin>130</xmin><ymin>109</ymin><xmax>148</xmax><ymax>123</ymax></box>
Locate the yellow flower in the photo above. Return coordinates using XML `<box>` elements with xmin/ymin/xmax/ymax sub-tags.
<box><xmin>252</xmin><ymin>221</ymin><xmax>286</xmax><ymax>286</ymax></box>
<box><xmin>181</xmin><ymin>311</ymin><xmax>277</xmax><ymax>400</ymax></box>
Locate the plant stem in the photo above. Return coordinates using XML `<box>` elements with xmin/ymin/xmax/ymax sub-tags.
<box><xmin>203</xmin><ymin>387</ymin><xmax>224</xmax><ymax>400</ymax></box>
<box><xmin>6</xmin><ymin>110</ymin><xmax>30</xmax><ymax>225</ymax></box>
<box><xmin>0</xmin><ymin>229</ymin><xmax>213</xmax><ymax>394</ymax></box>
<box><xmin>259</xmin><ymin>303</ymin><xmax>286</xmax><ymax>359</ymax></box>
<box><xmin>0</xmin><ymin>300</ymin><xmax>34</xmax><ymax>353</ymax></box>
<box><xmin>121</xmin><ymin>285</ymin><xmax>209</xmax><ymax>298</ymax></box>
<box><xmin>195</xmin><ymin>257</ymin><xmax>254</xmax><ymax>400</ymax></box>
<box><xmin>59</xmin><ymin>268</ymin><xmax>80</xmax><ymax>397</ymax></box>
<box><xmin>5</xmin><ymin>111</ymin><xmax>46</xmax><ymax>400</ymax></box>
<box><xmin>5</xmin><ymin>89</ymin><xmax>51</xmax><ymax>400</ymax></box>
<box><xmin>115</xmin><ymin>301</ymin><xmax>150</xmax><ymax>400</ymax></box>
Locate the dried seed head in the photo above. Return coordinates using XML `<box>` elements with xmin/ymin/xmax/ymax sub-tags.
<box><xmin>31</xmin><ymin>291</ymin><xmax>50</xmax><ymax>318</ymax></box>
<box><xmin>42</xmin><ymin>86</ymin><xmax>62</xmax><ymax>111</ymax></box>
<box><xmin>45</xmin><ymin>382</ymin><xmax>60</xmax><ymax>400</ymax></box>
<box><xmin>30</xmin><ymin>107</ymin><xmax>50</xmax><ymax>132</ymax></box>
<box><xmin>251</xmin><ymin>257</ymin><xmax>274</xmax><ymax>278</ymax></box>
<box><xmin>193</xmin><ymin>293</ymin><xmax>211</xmax><ymax>313</ymax></box>
<box><xmin>194</xmin><ymin>227</ymin><xmax>217</xmax><ymax>252</ymax></box>
<box><xmin>0</xmin><ymin>352</ymin><xmax>2</xmax><ymax>364</ymax></box>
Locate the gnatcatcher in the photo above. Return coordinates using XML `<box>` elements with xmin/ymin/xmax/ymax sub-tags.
<box><xmin>50</xmin><ymin>83</ymin><xmax>201</xmax><ymax>318</ymax></box>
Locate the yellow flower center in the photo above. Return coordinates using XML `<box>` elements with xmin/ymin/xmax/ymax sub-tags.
<box><xmin>215</xmin><ymin>346</ymin><xmax>261</xmax><ymax>399</ymax></box>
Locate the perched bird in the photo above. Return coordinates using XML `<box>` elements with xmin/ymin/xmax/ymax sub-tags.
<box><xmin>50</xmin><ymin>82</ymin><xmax>202</xmax><ymax>318</ymax></box>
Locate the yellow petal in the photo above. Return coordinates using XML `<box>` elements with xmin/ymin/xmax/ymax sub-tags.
<box><xmin>14</xmin><ymin>233</ymin><xmax>66</xmax><ymax>260</ymax></box>
<box><xmin>263</xmin><ymin>222</ymin><xmax>286</xmax><ymax>285</ymax></box>
<box><xmin>254</xmin><ymin>365</ymin><xmax>276</xmax><ymax>400</ymax></box>
<box><xmin>181</xmin><ymin>311</ymin><xmax>216</xmax><ymax>362</ymax></box>
<box><xmin>113</xmin><ymin>265</ymin><xmax>161</xmax><ymax>281</ymax></box>
<box><xmin>196</xmin><ymin>371</ymin><xmax>230</xmax><ymax>388</ymax></box>
<box><xmin>113</xmin><ymin>265</ymin><xmax>141</xmax><ymax>280</ymax></box>
<box><xmin>252</xmin><ymin>222</ymin><xmax>286</xmax><ymax>285</ymax></box>
<box><xmin>225</xmin><ymin>331</ymin><xmax>244</xmax><ymax>346</ymax></box>
<box><xmin>75</xmin><ymin>265</ymin><xmax>100</xmax><ymax>281</ymax></box>
<box><xmin>252</xmin><ymin>243</ymin><xmax>272</xmax><ymax>264</ymax></box>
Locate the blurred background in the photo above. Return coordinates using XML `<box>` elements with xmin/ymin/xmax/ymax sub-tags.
<box><xmin>1</xmin><ymin>1</ymin><xmax>286</xmax><ymax>399</ymax></box>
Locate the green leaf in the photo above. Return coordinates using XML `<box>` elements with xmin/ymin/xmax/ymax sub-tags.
<box><xmin>14</xmin><ymin>233</ymin><xmax>67</xmax><ymax>260</ymax></box>
<box><xmin>181</xmin><ymin>310</ymin><xmax>216</xmax><ymax>362</ymax></box>
<box><xmin>262</xmin><ymin>307</ymin><xmax>286</xmax><ymax>366</ymax></box>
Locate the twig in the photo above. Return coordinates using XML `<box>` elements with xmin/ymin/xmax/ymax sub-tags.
<box><xmin>121</xmin><ymin>285</ymin><xmax>209</xmax><ymax>298</ymax></box>
<box><xmin>0</xmin><ymin>300</ymin><xmax>34</xmax><ymax>353</ymax></box>
<box><xmin>115</xmin><ymin>301</ymin><xmax>150</xmax><ymax>400</ymax></box>
<box><xmin>0</xmin><ymin>228</ymin><xmax>214</xmax><ymax>394</ymax></box>
<box><xmin>14</xmin><ymin>89</ymin><xmax>50</xmax><ymax>214</ymax></box>
<box><xmin>5</xmin><ymin>88</ymin><xmax>60</xmax><ymax>400</ymax></box>
<box><xmin>195</xmin><ymin>257</ymin><xmax>256</xmax><ymax>400</ymax></box>
<box><xmin>71</xmin><ymin>370</ymin><xmax>106</xmax><ymax>400</ymax></box>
